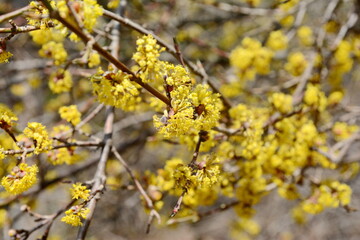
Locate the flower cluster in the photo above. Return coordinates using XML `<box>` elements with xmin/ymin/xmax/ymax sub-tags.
<box><xmin>47</xmin><ymin>147</ymin><xmax>83</xmax><ymax>165</ymax></box>
<box><xmin>39</xmin><ymin>41</ymin><xmax>68</xmax><ymax>65</ymax></box>
<box><xmin>230</xmin><ymin>37</ymin><xmax>273</xmax><ymax>81</ymax></box>
<box><xmin>285</xmin><ymin>52</ymin><xmax>308</xmax><ymax>76</ymax></box>
<box><xmin>132</xmin><ymin>34</ymin><xmax>165</xmax><ymax>83</ymax></box>
<box><xmin>61</xmin><ymin>205</ymin><xmax>89</xmax><ymax>227</ymax></box>
<box><xmin>91</xmin><ymin>68</ymin><xmax>141</xmax><ymax>111</ymax></box>
<box><xmin>297</xmin><ymin>26</ymin><xmax>314</xmax><ymax>46</ymax></box>
<box><xmin>147</xmin><ymin>155</ymin><xmax>221</xmax><ymax>212</ymax></box>
<box><xmin>153</xmin><ymin>64</ymin><xmax>222</xmax><ymax>139</ymax></box>
<box><xmin>0</xmin><ymin>50</ymin><xmax>13</xmax><ymax>63</ymax></box>
<box><xmin>332</xmin><ymin>122</ymin><xmax>359</xmax><ymax>141</ymax></box>
<box><xmin>59</xmin><ymin>105</ymin><xmax>82</xmax><ymax>126</ymax></box>
<box><xmin>0</xmin><ymin>104</ymin><xmax>18</xmax><ymax>130</ymax></box>
<box><xmin>299</xmin><ymin>181</ymin><xmax>352</xmax><ymax>216</ymax></box>
<box><xmin>269</xmin><ymin>92</ymin><xmax>293</xmax><ymax>114</ymax></box>
<box><xmin>23</xmin><ymin>122</ymin><xmax>52</xmax><ymax>154</ymax></box>
<box><xmin>70</xmin><ymin>183</ymin><xmax>90</xmax><ymax>200</ymax></box>
<box><xmin>1</xmin><ymin>163</ymin><xmax>38</xmax><ymax>195</ymax></box>
<box><xmin>27</xmin><ymin>1</ymin><xmax>54</xmax><ymax>29</ymax></box>
<box><xmin>266</xmin><ymin>30</ymin><xmax>288</xmax><ymax>51</ymax></box>
<box><xmin>303</xmin><ymin>84</ymin><xmax>327</xmax><ymax>111</ymax></box>
<box><xmin>329</xmin><ymin>40</ymin><xmax>354</xmax><ymax>88</ymax></box>
<box><xmin>49</xmin><ymin>68</ymin><xmax>73</xmax><ymax>93</ymax></box>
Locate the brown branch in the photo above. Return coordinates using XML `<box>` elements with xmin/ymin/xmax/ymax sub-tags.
<box><xmin>3</xmin><ymin>141</ymin><xmax>103</xmax><ymax>156</ymax></box>
<box><xmin>170</xmin><ymin>193</ymin><xmax>185</xmax><ymax>218</ymax></box>
<box><xmin>77</xmin><ymin>106</ymin><xmax>114</xmax><ymax>240</ymax></box>
<box><xmin>197</xmin><ymin>200</ymin><xmax>240</xmax><ymax>219</ymax></box>
<box><xmin>0</xmin><ymin>23</ymin><xmax>54</xmax><ymax>33</ymax></box>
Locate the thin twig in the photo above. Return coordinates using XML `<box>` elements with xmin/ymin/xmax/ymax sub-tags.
<box><xmin>3</xmin><ymin>141</ymin><xmax>102</xmax><ymax>156</ymax></box>
<box><xmin>111</xmin><ymin>146</ymin><xmax>161</xmax><ymax>233</ymax></box>
<box><xmin>0</xmin><ymin>5</ymin><xmax>32</xmax><ymax>23</ymax></box>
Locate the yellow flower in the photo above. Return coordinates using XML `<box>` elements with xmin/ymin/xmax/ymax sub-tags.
<box><xmin>0</xmin><ymin>50</ymin><xmax>12</xmax><ymax>63</ymax></box>
<box><xmin>83</xmin><ymin>0</ymin><xmax>103</xmax><ymax>32</ymax></box>
<box><xmin>107</xmin><ymin>0</ymin><xmax>120</xmax><ymax>9</ymax></box>
<box><xmin>269</xmin><ymin>92</ymin><xmax>293</xmax><ymax>114</ymax></box>
<box><xmin>27</xmin><ymin>1</ymin><xmax>53</xmax><ymax>29</ymax></box>
<box><xmin>278</xmin><ymin>15</ymin><xmax>294</xmax><ymax>27</ymax></box>
<box><xmin>23</xmin><ymin>122</ymin><xmax>52</xmax><ymax>154</ymax></box>
<box><xmin>304</xmin><ymin>84</ymin><xmax>327</xmax><ymax>111</ymax></box>
<box><xmin>88</xmin><ymin>52</ymin><xmax>101</xmax><ymax>68</ymax></box>
<box><xmin>285</xmin><ymin>52</ymin><xmax>308</xmax><ymax>76</ymax></box>
<box><xmin>1</xmin><ymin>163</ymin><xmax>38</xmax><ymax>195</ymax></box>
<box><xmin>266</xmin><ymin>30</ymin><xmax>288</xmax><ymax>51</ymax></box>
<box><xmin>0</xmin><ymin>148</ymin><xmax>5</xmax><ymax>161</ymax></box>
<box><xmin>332</xmin><ymin>122</ymin><xmax>359</xmax><ymax>141</ymax></box>
<box><xmin>189</xmin><ymin>84</ymin><xmax>222</xmax><ymax>131</ymax></box>
<box><xmin>59</xmin><ymin>105</ymin><xmax>81</xmax><ymax>126</ymax></box>
<box><xmin>132</xmin><ymin>34</ymin><xmax>165</xmax><ymax>83</ymax></box>
<box><xmin>195</xmin><ymin>155</ymin><xmax>220</xmax><ymax>188</ymax></box>
<box><xmin>49</xmin><ymin>68</ymin><xmax>73</xmax><ymax>94</ymax></box>
<box><xmin>230</xmin><ymin>37</ymin><xmax>273</xmax><ymax>81</ymax></box>
<box><xmin>61</xmin><ymin>206</ymin><xmax>89</xmax><ymax>226</ymax></box>
<box><xmin>70</xmin><ymin>183</ymin><xmax>90</xmax><ymax>200</ymax></box>
<box><xmin>297</xmin><ymin>26</ymin><xmax>314</xmax><ymax>46</ymax></box>
<box><xmin>0</xmin><ymin>103</ymin><xmax>18</xmax><ymax>130</ymax></box>
<box><xmin>91</xmin><ymin>68</ymin><xmax>141</xmax><ymax>111</ymax></box>
<box><xmin>47</xmin><ymin>147</ymin><xmax>84</xmax><ymax>165</ymax></box>
<box><xmin>39</xmin><ymin>41</ymin><xmax>67</xmax><ymax>65</ymax></box>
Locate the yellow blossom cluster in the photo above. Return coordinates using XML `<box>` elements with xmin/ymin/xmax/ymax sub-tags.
<box><xmin>23</xmin><ymin>122</ymin><xmax>52</xmax><ymax>154</ymax></box>
<box><xmin>300</xmin><ymin>181</ymin><xmax>352</xmax><ymax>215</ymax></box>
<box><xmin>47</xmin><ymin>147</ymin><xmax>83</xmax><ymax>165</ymax></box>
<box><xmin>39</xmin><ymin>41</ymin><xmax>68</xmax><ymax>65</ymax></box>
<box><xmin>266</xmin><ymin>30</ymin><xmax>288</xmax><ymax>51</ymax></box>
<box><xmin>0</xmin><ymin>50</ymin><xmax>13</xmax><ymax>63</ymax></box>
<box><xmin>297</xmin><ymin>26</ymin><xmax>314</xmax><ymax>46</ymax></box>
<box><xmin>146</xmin><ymin>155</ymin><xmax>221</xmax><ymax>211</ymax></box>
<box><xmin>47</xmin><ymin>125</ymin><xmax>85</xmax><ymax>165</ymax></box>
<box><xmin>91</xmin><ymin>68</ymin><xmax>141</xmax><ymax>111</ymax></box>
<box><xmin>285</xmin><ymin>52</ymin><xmax>308</xmax><ymax>76</ymax></box>
<box><xmin>329</xmin><ymin>40</ymin><xmax>354</xmax><ymax>88</ymax></box>
<box><xmin>80</xmin><ymin>0</ymin><xmax>103</xmax><ymax>33</ymax></box>
<box><xmin>27</xmin><ymin>1</ymin><xmax>54</xmax><ymax>29</ymax></box>
<box><xmin>59</xmin><ymin>105</ymin><xmax>82</xmax><ymax>126</ymax></box>
<box><xmin>70</xmin><ymin>183</ymin><xmax>90</xmax><ymax>200</ymax></box>
<box><xmin>61</xmin><ymin>205</ymin><xmax>89</xmax><ymax>226</ymax></box>
<box><xmin>1</xmin><ymin>163</ymin><xmax>38</xmax><ymax>195</ymax></box>
<box><xmin>107</xmin><ymin>0</ymin><xmax>120</xmax><ymax>9</ymax></box>
<box><xmin>304</xmin><ymin>84</ymin><xmax>327</xmax><ymax>111</ymax></box>
<box><xmin>0</xmin><ymin>148</ymin><xmax>5</xmax><ymax>161</ymax></box>
<box><xmin>88</xmin><ymin>52</ymin><xmax>101</xmax><ymax>68</ymax></box>
<box><xmin>0</xmin><ymin>104</ymin><xmax>18</xmax><ymax>130</ymax></box>
<box><xmin>49</xmin><ymin>68</ymin><xmax>73</xmax><ymax>93</ymax></box>
<box><xmin>152</xmin><ymin>63</ymin><xmax>221</xmax><ymax>138</ymax></box>
<box><xmin>332</xmin><ymin>122</ymin><xmax>359</xmax><ymax>141</ymax></box>
<box><xmin>132</xmin><ymin>34</ymin><xmax>165</xmax><ymax>83</ymax></box>
<box><xmin>268</xmin><ymin>92</ymin><xmax>293</xmax><ymax>114</ymax></box>
<box><xmin>230</xmin><ymin>37</ymin><xmax>273</xmax><ymax>81</ymax></box>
